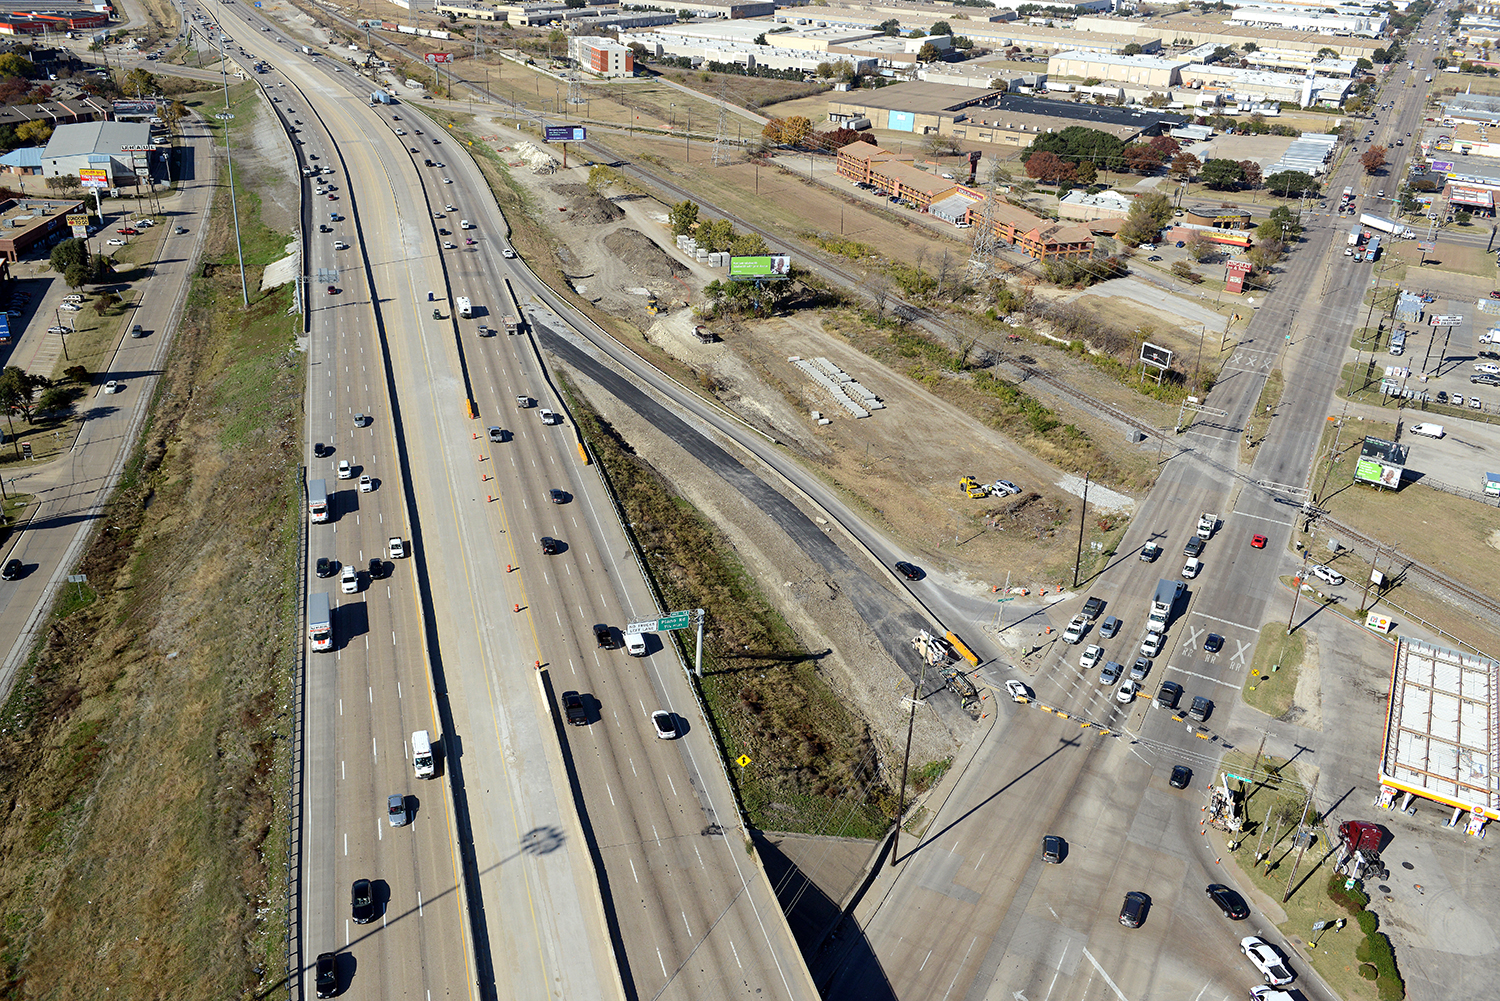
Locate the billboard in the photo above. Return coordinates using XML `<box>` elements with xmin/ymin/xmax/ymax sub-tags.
<box><xmin>424</xmin><ymin>52</ymin><xmax>453</xmax><ymax>64</ymax></box>
<box><xmin>1429</xmin><ymin>314</ymin><xmax>1464</xmax><ymax>326</ymax></box>
<box><xmin>1140</xmin><ymin>342</ymin><xmax>1172</xmax><ymax>369</ymax></box>
<box><xmin>112</xmin><ymin>100</ymin><xmax>157</xmax><ymax>116</ymax></box>
<box><xmin>79</xmin><ymin>168</ymin><xmax>108</xmax><ymax>189</ymax></box>
<box><xmin>1355</xmin><ymin>456</ymin><xmax>1402</xmax><ymax>488</ymax></box>
<box><xmin>544</xmin><ymin>125</ymin><xmax>586</xmax><ymax>143</ymax></box>
<box><xmin>729</xmin><ymin>255</ymin><xmax>791</xmax><ymax>279</ymax></box>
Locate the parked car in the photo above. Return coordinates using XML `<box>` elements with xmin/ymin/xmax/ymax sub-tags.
<box><xmin>1204</xmin><ymin>633</ymin><xmax>1224</xmax><ymax>653</ymax></box>
<box><xmin>1157</xmin><ymin>681</ymin><xmax>1183</xmax><ymax>709</ymax></box>
<box><xmin>1310</xmin><ymin>564</ymin><xmax>1344</xmax><ymax>586</ymax></box>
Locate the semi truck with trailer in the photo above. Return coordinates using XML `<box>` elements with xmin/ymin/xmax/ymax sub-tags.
<box><xmin>1359</xmin><ymin>213</ymin><xmax>1409</xmax><ymax>239</ymax></box>
<box><xmin>308</xmin><ymin>592</ymin><xmax>332</xmax><ymax>652</ymax></box>
<box><xmin>370</xmin><ymin>90</ymin><xmax>392</xmax><ymax>105</ymax></box>
<box><xmin>308</xmin><ymin>478</ymin><xmax>328</xmax><ymax>523</ymax></box>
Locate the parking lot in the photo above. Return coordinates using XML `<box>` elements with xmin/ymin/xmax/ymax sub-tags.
<box><xmin>1372</xmin><ymin>301</ymin><xmax>1500</xmax><ymax>416</ymax></box>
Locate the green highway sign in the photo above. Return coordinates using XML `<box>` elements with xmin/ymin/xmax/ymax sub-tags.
<box><xmin>659</xmin><ymin>611</ymin><xmax>691</xmax><ymax>631</ymax></box>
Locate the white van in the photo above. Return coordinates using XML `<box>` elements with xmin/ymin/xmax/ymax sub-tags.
<box><xmin>625</xmin><ymin>632</ymin><xmax>648</xmax><ymax>656</ymax></box>
<box><xmin>412</xmin><ymin>730</ymin><xmax>435</xmax><ymax>778</ymax></box>
<box><xmin>1409</xmin><ymin>422</ymin><xmax>1444</xmax><ymax>438</ymax></box>
<box><xmin>1389</xmin><ymin>329</ymin><xmax>1406</xmax><ymax>355</ymax></box>
<box><xmin>460</xmin><ymin>219</ymin><xmax>472</xmax><ymax>229</ymax></box>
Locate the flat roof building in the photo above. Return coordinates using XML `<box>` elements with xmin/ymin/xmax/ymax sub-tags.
<box><xmin>1071</xmin><ymin>13</ymin><xmax>1385</xmax><ymax>60</ymax></box>
<box><xmin>0</xmin><ymin>196</ymin><xmax>84</xmax><ymax>262</ymax></box>
<box><xmin>1048</xmin><ymin>50</ymin><xmax>1189</xmax><ymax>88</ymax></box>
<box><xmin>40</xmin><ymin>120</ymin><xmax>154</xmax><ymax>188</ymax></box>
<box><xmin>1380</xmin><ymin>638</ymin><xmax>1500</xmax><ymax>830</ymax></box>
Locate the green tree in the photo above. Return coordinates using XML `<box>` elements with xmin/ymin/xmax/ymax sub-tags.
<box><xmin>918</xmin><ymin>43</ymin><xmax>941</xmax><ymax>63</ymax></box>
<box><xmin>667</xmin><ymin>200</ymin><xmax>699</xmax><ymax>236</ymax></box>
<box><xmin>879</xmin><ymin>18</ymin><xmax>901</xmax><ymax>35</ymax></box>
<box><xmin>729</xmin><ymin>231</ymin><xmax>769</xmax><ymax>256</ymax></box>
<box><xmin>1200</xmin><ymin>158</ymin><xmax>1243</xmax><ymax>190</ymax></box>
<box><xmin>1356</xmin><ymin>57</ymin><xmax>1374</xmax><ymax>70</ymax></box>
<box><xmin>1119</xmin><ymin>191</ymin><xmax>1172</xmax><ymax>245</ymax></box>
<box><xmin>930</xmin><ymin>20</ymin><xmax>952</xmax><ymax>35</ymax></box>
<box><xmin>1456</xmin><ymin>209</ymin><xmax>1474</xmax><ymax>225</ymax></box>
<box><xmin>1168</xmin><ymin>152</ymin><xmax>1200</xmax><ymax>182</ymax></box>
<box><xmin>1318</xmin><ymin>47</ymin><xmax>1339</xmax><ymax>58</ymax></box>
<box><xmin>123</xmin><ymin>67</ymin><xmax>158</xmax><ymax>98</ymax></box>
<box><xmin>0</xmin><ymin>366</ymin><xmax>44</xmax><ymax>421</ymax></box>
<box><xmin>1025</xmin><ymin>125</ymin><xmax>1128</xmax><ymax>174</ymax></box>
<box><xmin>1184</xmin><ymin>231</ymin><xmax>1215</xmax><ymax>261</ymax></box>
<box><xmin>0</xmin><ymin>53</ymin><xmax>35</xmax><ymax>78</ymax></box>
<box><xmin>754</xmin><ymin>32</ymin><xmax>767</xmax><ymax>45</ymax></box>
<box><xmin>1242</xmin><ymin>42</ymin><xmax>1259</xmax><ymax>52</ymax></box>
<box><xmin>1360</xmin><ymin>144</ymin><xmax>1388</xmax><ymax>174</ymax></box>
<box><xmin>1123</xmin><ymin>43</ymin><xmax>1142</xmax><ymax>55</ymax></box>
<box><xmin>1256</xmin><ymin>206</ymin><xmax>1302</xmax><ymax>241</ymax></box>
<box><xmin>37</xmin><ymin>385</ymin><xmax>74</xmax><ymax>415</ymax></box>
<box><xmin>49</xmin><ymin>237</ymin><xmax>88</xmax><ymax>277</ymax></box>
<box><xmin>94</xmin><ymin>291</ymin><xmax>120</xmax><ymax>315</ymax></box>
<box><xmin>1263</xmin><ymin>170</ymin><xmax>1319</xmax><ymax>198</ymax></box>
<box><xmin>15</xmin><ymin>120</ymin><xmax>50</xmax><ymax>144</ymax></box>
<box><xmin>698</xmin><ymin>218</ymin><xmax>735</xmax><ymax>252</ymax></box>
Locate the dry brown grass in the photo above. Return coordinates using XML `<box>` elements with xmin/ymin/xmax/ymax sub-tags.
<box><xmin>0</xmin><ymin>85</ymin><xmax>303</xmax><ymax>999</ymax></box>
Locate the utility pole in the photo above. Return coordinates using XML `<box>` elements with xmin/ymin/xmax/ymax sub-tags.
<box><xmin>1253</xmin><ymin>803</ymin><xmax>1275</xmax><ymax>866</ymax></box>
<box><xmin>1359</xmin><ymin>541</ymin><xmax>1385</xmax><ymax>615</ymax></box>
<box><xmin>1073</xmin><ymin>473</ymin><xmax>1089</xmax><ymax>588</ymax></box>
<box><xmin>889</xmin><ymin>659</ymin><xmax>928</xmax><ymax>867</ymax></box>
<box><xmin>1286</xmin><ymin>546</ymin><xmax>1308</xmax><ymax>635</ymax></box>
<box><xmin>1282</xmin><ymin>772</ymin><xmax>1320</xmax><ymax>902</ymax></box>
<box><xmin>1249</xmin><ymin>728</ymin><xmax>1269</xmax><ymax>797</ymax></box>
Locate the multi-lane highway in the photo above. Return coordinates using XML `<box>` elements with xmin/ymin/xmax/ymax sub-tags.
<box><xmin>196</xmin><ymin>4</ymin><xmax>817</xmax><ymax>997</ymax></box>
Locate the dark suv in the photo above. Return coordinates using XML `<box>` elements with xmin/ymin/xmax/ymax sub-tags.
<box><xmin>594</xmin><ymin>624</ymin><xmax>616</xmax><ymax>649</ymax></box>
<box><xmin>1119</xmin><ymin>891</ymin><xmax>1149</xmax><ymax>927</ymax></box>
<box><xmin>1082</xmin><ymin>596</ymin><xmax>1105</xmax><ymax>619</ymax></box>
<box><xmin>1156</xmin><ymin>681</ymin><xmax>1183</xmax><ymax>710</ymax></box>
<box><xmin>562</xmin><ymin>690</ymin><xmax>588</xmax><ymax>725</ymax></box>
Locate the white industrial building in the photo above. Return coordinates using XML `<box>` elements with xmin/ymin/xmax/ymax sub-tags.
<box><xmin>1048</xmin><ymin>50</ymin><xmax>1189</xmax><ymax>88</ymax></box>
<box><xmin>1227</xmin><ymin>7</ymin><xmax>1387</xmax><ymax>36</ymax></box>
<box><xmin>1266</xmin><ymin>132</ymin><xmax>1340</xmax><ymax>176</ymax></box>
<box><xmin>40</xmin><ymin>121</ymin><xmax>153</xmax><ymax>186</ymax></box>
<box><xmin>625</xmin><ymin>31</ymin><xmax>876</xmax><ymax>74</ymax></box>
<box><xmin>1179</xmin><ymin>65</ymin><xmax>1352</xmax><ymax>107</ymax></box>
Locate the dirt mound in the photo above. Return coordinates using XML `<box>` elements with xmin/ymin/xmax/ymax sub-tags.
<box><xmin>551</xmin><ymin>183</ymin><xmax>625</xmax><ymax>224</ymax></box>
<box><xmin>603</xmin><ymin>229</ymin><xmax>690</xmax><ymax>281</ymax></box>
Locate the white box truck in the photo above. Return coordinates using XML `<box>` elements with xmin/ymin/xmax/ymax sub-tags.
<box><xmin>308</xmin><ymin>478</ymin><xmax>328</xmax><ymax>523</ymax></box>
<box><xmin>308</xmin><ymin>592</ymin><xmax>332</xmax><ymax>652</ymax></box>
<box><xmin>456</xmin><ymin>296</ymin><xmax>473</xmax><ymax>318</ymax></box>
<box><xmin>411</xmin><ymin>730</ymin><xmax>435</xmax><ymax>778</ymax></box>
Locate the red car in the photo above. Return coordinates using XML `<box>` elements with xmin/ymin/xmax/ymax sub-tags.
<box><xmin>1251</xmin><ymin>534</ymin><xmax>1267</xmax><ymax>548</ymax></box>
<box><xmin>117</xmin><ymin>227</ymin><xmax>138</xmax><ymax>235</ymax></box>
<box><xmin>328</xmin><ymin>193</ymin><xmax>337</xmax><ymax>200</ymax></box>
<box><xmin>326</xmin><ymin>285</ymin><xmax>337</xmax><ymax>295</ymax></box>
<box><xmin>1490</xmin><ymin>291</ymin><xmax>1500</xmax><ymax>301</ymax></box>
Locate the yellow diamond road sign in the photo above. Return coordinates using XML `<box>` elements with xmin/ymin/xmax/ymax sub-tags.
<box><xmin>736</xmin><ymin>755</ymin><xmax>751</xmax><ymax>768</ymax></box>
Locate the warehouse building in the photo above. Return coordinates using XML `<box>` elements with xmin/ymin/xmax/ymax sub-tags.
<box><xmin>1179</xmin><ymin>64</ymin><xmax>1352</xmax><ymax>107</ymax></box>
<box><xmin>40</xmin><ymin>121</ymin><xmax>154</xmax><ymax>187</ymax></box>
<box><xmin>1070</xmin><ymin>14</ymin><xmax>1384</xmax><ymax>61</ymax></box>
<box><xmin>1228</xmin><ymin>7</ymin><xmax>1387</xmax><ymax>36</ymax></box>
<box><xmin>1047</xmin><ymin>50</ymin><xmax>1188</xmax><ymax>89</ymax></box>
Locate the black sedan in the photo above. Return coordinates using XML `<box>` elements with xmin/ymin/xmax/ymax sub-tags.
<box><xmin>1206</xmin><ymin>883</ymin><xmax>1249</xmax><ymax>920</ymax></box>
<box><xmin>540</xmin><ymin>536</ymin><xmax>560</xmax><ymax>555</ymax></box>
<box><xmin>0</xmin><ymin>558</ymin><xmax>20</xmax><ymax>580</ymax></box>
<box><xmin>351</xmin><ymin>878</ymin><xmax>376</xmax><ymax>924</ymax></box>
<box><xmin>315</xmin><ymin>952</ymin><xmax>339</xmax><ymax>997</ymax></box>
<box><xmin>1170</xmin><ymin>764</ymin><xmax>1192</xmax><ymax>789</ymax></box>
<box><xmin>894</xmin><ymin>561</ymin><xmax>922</xmax><ymax>580</ymax></box>
<box><xmin>315</xmin><ymin>557</ymin><xmax>336</xmax><ymax>578</ymax></box>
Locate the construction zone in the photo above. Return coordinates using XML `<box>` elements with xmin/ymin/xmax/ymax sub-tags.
<box><xmin>912</xmin><ymin>631</ymin><xmax>981</xmax><ymax>716</ymax></box>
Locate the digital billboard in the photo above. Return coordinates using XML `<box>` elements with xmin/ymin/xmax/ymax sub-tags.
<box><xmin>1140</xmin><ymin>342</ymin><xmax>1172</xmax><ymax>369</ymax></box>
<box><xmin>79</xmin><ymin>168</ymin><xmax>108</xmax><ymax>189</ymax></box>
<box><xmin>729</xmin><ymin>254</ymin><xmax>790</xmax><ymax>279</ymax></box>
<box><xmin>544</xmin><ymin>125</ymin><xmax>586</xmax><ymax>143</ymax></box>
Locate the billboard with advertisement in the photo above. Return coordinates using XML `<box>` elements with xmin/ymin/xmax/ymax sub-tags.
<box><xmin>79</xmin><ymin>168</ymin><xmax>108</xmax><ymax>189</ymax></box>
<box><xmin>112</xmin><ymin>100</ymin><xmax>157</xmax><ymax>116</ymax></box>
<box><xmin>728</xmin><ymin>254</ymin><xmax>791</xmax><ymax>279</ymax></box>
<box><xmin>424</xmin><ymin>52</ymin><xmax>453</xmax><ymax>64</ymax></box>
<box><xmin>1355</xmin><ymin>457</ymin><xmax>1402</xmax><ymax>488</ymax></box>
<box><xmin>544</xmin><ymin>125</ymin><xmax>586</xmax><ymax>143</ymax></box>
<box><xmin>67</xmin><ymin>213</ymin><xmax>88</xmax><ymax>239</ymax></box>
<box><xmin>1140</xmin><ymin>342</ymin><xmax>1172</xmax><ymax>369</ymax></box>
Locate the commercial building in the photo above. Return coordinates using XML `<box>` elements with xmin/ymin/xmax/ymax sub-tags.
<box><xmin>921</xmin><ymin>55</ymin><xmax>1046</xmax><ymax>92</ymax></box>
<box><xmin>433</xmin><ymin>0</ymin><xmax>504</xmax><ymax>20</ymax></box>
<box><xmin>40</xmin><ymin>121</ymin><xmax>154</xmax><ymax>188</ymax></box>
<box><xmin>568</xmin><ymin>35</ymin><xmax>635</xmax><ymax>77</ymax></box>
<box><xmin>834</xmin><ymin>141</ymin><xmax>1096</xmax><ymax>260</ymax></box>
<box><xmin>0</xmin><ymin>196</ymin><xmax>85</xmax><ymax>261</ymax></box>
<box><xmin>613</xmin><ymin>0</ymin><xmax>774</xmax><ymax>18</ymax></box>
<box><xmin>627</xmin><ymin>30</ymin><xmax>876</xmax><ymax>75</ymax></box>
<box><xmin>0</xmin><ymin>97</ymin><xmax>111</xmax><ymax>131</ymax></box>
<box><xmin>1379</xmin><ymin>638</ymin><xmax>1499</xmax><ymax>832</ymax></box>
<box><xmin>1047</xmin><ymin>51</ymin><xmax>1188</xmax><ymax>89</ymax></box>
<box><xmin>1070</xmin><ymin>14</ymin><xmax>1384</xmax><ymax>60</ymax></box>
<box><xmin>1178</xmin><ymin>64</ymin><xmax>1352</xmax><ymax>107</ymax></box>
<box><xmin>1058</xmin><ymin>187</ymin><xmax>1132</xmax><ymax>221</ymax></box>
<box><xmin>771</xmin><ymin>7</ymin><xmax>1152</xmax><ymax>55</ymax></box>
<box><xmin>1227</xmin><ymin>7</ymin><xmax>1386</xmax><ymax>36</ymax></box>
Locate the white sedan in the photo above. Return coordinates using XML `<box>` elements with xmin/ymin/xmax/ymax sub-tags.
<box><xmin>337</xmin><ymin>459</ymin><xmax>352</xmax><ymax>479</ymax></box>
<box><xmin>1240</xmin><ymin>936</ymin><xmax>1295</xmax><ymax>986</ymax></box>
<box><xmin>358</xmin><ymin>474</ymin><xmax>372</xmax><ymax>492</ymax></box>
<box><xmin>102</xmin><ymin>380</ymin><xmax>120</xmax><ymax>394</ymax></box>
<box><xmin>1079</xmin><ymin>644</ymin><xmax>1104</xmax><ymax>671</ymax></box>
<box><xmin>1005</xmin><ymin>679</ymin><xmax>1033</xmax><ymax>701</ymax></box>
<box><xmin>106</xmin><ymin>238</ymin><xmax>126</xmax><ymax>246</ymax></box>
<box><xmin>58</xmin><ymin>303</ymin><xmax>81</xmax><ymax>311</ymax></box>
<box><xmin>1116</xmin><ymin>679</ymin><xmax>1141</xmax><ymax>703</ymax></box>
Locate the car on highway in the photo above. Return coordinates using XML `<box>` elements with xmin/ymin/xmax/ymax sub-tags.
<box><xmin>1042</xmin><ymin>835</ymin><xmax>1064</xmax><ymax>863</ymax></box>
<box><xmin>1</xmin><ymin>559</ymin><xmax>21</xmax><ymax>580</ymax></box>
<box><xmin>388</xmin><ymin>537</ymin><xmax>405</xmax><ymax>559</ymax></box>
<box><xmin>651</xmin><ymin>710</ymin><xmax>678</xmax><ymax>739</ymax></box>
<box><xmin>540</xmin><ymin>536</ymin><xmax>560</xmax><ymax>554</ymax></box>
<box><xmin>326</xmin><ymin>284</ymin><xmax>337</xmax><ymax>295</ymax></box>
<box><xmin>1147</xmin><ymin>255</ymin><xmax>1163</xmax><ymax>262</ymax></box>
<box><xmin>368</xmin><ymin>558</ymin><xmax>385</xmax><ymax>580</ymax></box>
<box><xmin>1116</xmin><ymin>679</ymin><xmax>1140</xmax><ymax>703</ymax></box>
<box><xmin>1099</xmin><ymin>615</ymin><xmax>1121</xmax><ymax>638</ymax></box>
<box><xmin>443</xmin><ymin>177</ymin><xmax>453</xmax><ymax>183</ymax></box>
<box><xmin>315</xmin><ymin>557</ymin><xmax>335</xmax><ymax>578</ymax></box>
<box><xmin>327</xmin><ymin>193</ymin><xmax>337</xmax><ymax>201</ymax></box>
<box><xmin>102</xmin><ymin>380</ymin><xmax>120</xmax><ymax>394</ymax></box>
<box><xmin>503</xmin><ymin>248</ymin><xmax>517</xmax><ymax>259</ymax></box>
<box><xmin>894</xmin><ymin>560</ymin><xmax>922</xmax><ymax>580</ymax></box>
<box><xmin>444</xmin><ymin>241</ymin><xmax>456</xmax><ymax>249</ymax></box>
<box><xmin>1207</xmin><ymin>884</ymin><xmax>1249</xmax><ymax>919</ymax></box>
<box><xmin>1006</xmin><ymin>679</ymin><xmax>1032</xmax><ymax>701</ymax></box>
<box><xmin>562</xmin><ymin>690</ymin><xmax>588</xmax><ymax>725</ymax></box>
<box><xmin>1169</xmin><ymin>764</ymin><xmax>1191</xmax><ymax>788</ymax></box>
<box><xmin>334</xmin><ymin>241</ymin><xmax>347</xmax><ymax>250</ymax></box>
<box><xmin>1183</xmin><ymin>556</ymin><xmax>1202</xmax><ymax>579</ymax></box>
<box><xmin>1204</xmin><ymin>633</ymin><xmax>1224</xmax><ymax>653</ymax></box>
<box><xmin>351</xmin><ymin>879</ymin><xmax>375</xmax><ymax>923</ymax></box>
<box><xmin>394</xmin><ymin>128</ymin><xmax>405</xmax><ymax>135</ymax></box>
<box><xmin>1157</xmin><ymin>680</ymin><xmax>1183</xmax><ymax>709</ymax></box>
<box><xmin>1184</xmin><ymin>536</ymin><xmax>1205</xmax><ymax>558</ymax></box>
<box><xmin>487</xmin><ymin>426</ymin><xmax>505</xmax><ymax>443</ymax></box>
<box><xmin>1080</xmin><ymin>644</ymin><xmax>1103</xmax><ymax>670</ymax></box>
<box><xmin>1100</xmin><ymin>660</ymin><xmax>1123</xmax><ymax>685</ymax></box>
<box><xmin>1241</xmin><ymin>936</ymin><xmax>1294</xmax><ymax>985</ymax></box>
<box><xmin>1130</xmin><ymin>657</ymin><xmax>1151</xmax><ymax>681</ymax></box>
<box><xmin>315</xmin><ymin>951</ymin><xmax>338</xmax><ymax>997</ymax></box>
<box><xmin>353</xmin><ymin>412</ymin><xmax>368</xmax><ymax>427</ymax></box>
<box><xmin>1119</xmin><ymin>891</ymin><xmax>1149</xmax><ymax>928</ymax></box>
<box><xmin>538</xmin><ymin>408</ymin><xmax>559</xmax><ymax>425</ymax></box>
<box><xmin>340</xmin><ymin>564</ymin><xmax>358</xmax><ymax>593</ymax></box>
<box><xmin>594</xmin><ymin>624</ymin><xmax>617</xmax><ymax>649</ymax></box>
<box><xmin>337</xmin><ymin>459</ymin><xmax>352</xmax><ymax>479</ymax></box>
<box><xmin>1251</xmin><ymin>534</ymin><xmax>1267</xmax><ymax>548</ymax></box>
<box><xmin>387</xmin><ymin>793</ymin><xmax>407</xmax><ymax>827</ymax></box>
<box><xmin>358</xmin><ymin>474</ymin><xmax>372</xmax><ymax>493</ymax></box>
<box><xmin>1489</xmin><ymin>291</ymin><xmax>1500</xmax><ymax>300</ymax></box>
<box><xmin>549</xmin><ymin>488</ymin><xmax>567</xmax><ymax>504</ymax></box>
<box><xmin>445</xmin><ymin>203</ymin><xmax>457</xmax><ymax>211</ymax></box>
<box><xmin>1139</xmin><ymin>633</ymin><xmax>1161</xmax><ymax>658</ymax></box>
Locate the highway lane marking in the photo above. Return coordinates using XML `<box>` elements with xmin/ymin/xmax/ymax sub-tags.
<box><xmin>1081</xmin><ymin>946</ymin><xmax>1130</xmax><ymax>1001</ymax></box>
<box><xmin>729</xmin><ymin>939</ymin><xmax>741</xmax><ymax>969</ymax></box>
<box><xmin>919</xmin><ymin>949</ymin><xmax>933</xmax><ymax>972</ymax></box>
<box><xmin>629</xmin><ymin>857</ymin><xmax>636</xmax><ymax>882</ymax></box>
<box><xmin>667</xmin><ymin>773</ymin><xmax>678</xmax><ymax>798</ymax></box>
<box><xmin>941</xmin><ymin>936</ymin><xmax>978</xmax><ymax>999</ymax></box>
<box><xmin>682</xmin><ymin>910</ymin><xmax>693</xmax><ymax>938</ymax></box>
<box><xmin>417</xmin><ymin>891</ymin><xmax>423</xmax><ymax>917</ymax></box>
<box><xmin>657</xmin><ymin>948</ymin><xmax>668</xmax><ymax>978</ymax></box>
